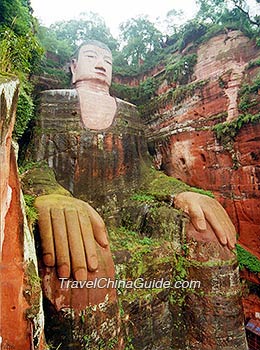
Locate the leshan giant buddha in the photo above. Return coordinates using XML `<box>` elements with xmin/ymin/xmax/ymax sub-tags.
<box><xmin>24</xmin><ymin>40</ymin><xmax>247</xmax><ymax>350</ymax></box>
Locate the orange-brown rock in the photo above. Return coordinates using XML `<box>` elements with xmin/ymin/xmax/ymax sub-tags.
<box><xmin>0</xmin><ymin>76</ymin><xmax>45</xmax><ymax>350</ymax></box>
<box><xmin>1</xmin><ymin>149</ymin><xmax>32</xmax><ymax>350</ymax></box>
<box><xmin>146</xmin><ymin>31</ymin><xmax>260</xmax><ymax>260</ymax></box>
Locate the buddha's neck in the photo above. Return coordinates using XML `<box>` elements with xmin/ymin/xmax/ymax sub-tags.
<box><xmin>75</xmin><ymin>80</ymin><xmax>117</xmax><ymax>130</ymax></box>
<box><xmin>75</xmin><ymin>81</ymin><xmax>110</xmax><ymax>95</ymax></box>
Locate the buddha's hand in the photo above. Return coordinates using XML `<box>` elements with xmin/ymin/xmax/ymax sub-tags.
<box><xmin>174</xmin><ymin>192</ymin><xmax>236</xmax><ymax>250</ymax></box>
<box><xmin>34</xmin><ymin>194</ymin><xmax>109</xmax><ymax>281</ymax></box>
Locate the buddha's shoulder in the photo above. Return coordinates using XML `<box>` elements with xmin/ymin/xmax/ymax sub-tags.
<box><xmin>40</xmin><ymin>89</ymin><xmax>78</xmax><ymax>103</ymax></box>
<box><xmin>39</xmin><ymin>89</ymin><xmax>140</xmax><ymax>119</ymax></box>
<box><xmin>115</xmin><ymin>97</ymin><xmax>139</xmax><ymax>116</ymax></box>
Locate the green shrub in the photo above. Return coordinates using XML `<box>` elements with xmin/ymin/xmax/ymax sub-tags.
<box><xmin>213</xmin><ymin>113</ymin><xmax>260</xmax><ymax>144</ymax></box>
<box><xmin>14</xmin><ymin>82</ymin><xmax>34</xmax><ymax>139</ymax></box>
<box><xmin>236</xmin><ymin>244</ymin><xmax>260</xmax><ymax>273</ymax></box>
<box><xmin>165</xmin><ymin>54</ymin><xmax>197</xmax><ymax>85</ymax></box>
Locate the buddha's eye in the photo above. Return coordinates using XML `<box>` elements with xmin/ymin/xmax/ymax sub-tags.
<box><xmin>105</xmin><ymin>60</ymin><xmax>112</xmax><ymax>65</ymax></box>
<box><xmin>83</xmin><ymin>50</ymin><xmax>97</xmax><ymax>59</ymax></box>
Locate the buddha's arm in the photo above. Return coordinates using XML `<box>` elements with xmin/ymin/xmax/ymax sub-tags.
<box><xmin>21</xmin><ymin>165</ymin><xmax>109</xmax><ymax>281</ymax></box>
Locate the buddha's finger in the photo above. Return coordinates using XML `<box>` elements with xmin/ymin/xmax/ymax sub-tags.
<box><xmin>85</xmin><ymin>203</ymin><xmax>109</xmax><ymax>248</ymax></box>
<box><xmin>188</xmin><ymin>202</ymin><xmax>207</xmax><ymax>231</ymax></box>
<box><xmin>78</xmin><ymin>211</ymin><xmax>98</xmax><ymax>271</ymax></box>
<box><xmin>64</xmin><ymin>208</ymin><xmax>87</xmax><ymax>281</ymax></box>
<box><xmin>51</xmin><ymin>208</ymin><xmax>70</xmax><ymax>278</ymax></box>
<box><xmin>36</xmin><ymin>205</ymin><xmax>55</xmax><ymax>267</ymax></box>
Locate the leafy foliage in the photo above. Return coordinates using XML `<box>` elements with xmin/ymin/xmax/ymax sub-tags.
<box><xmin>165</xmin><ymin>54</ymin><xmax>197</xmax><ymax>85</ymax></box>
<box><xmin>213</xmin><ymin>113</ymin><xmax>260</xmax><ymax>146</ymax></box>
<box><xmin>37</xmin><ymin>25</ymin><xmax>73</xmax><ymax>65</ymax></box>
<box><xmin>247</xmin><ymin>58</ymin><xmax>260</xmax><ymax>69</ymax></box>
<box><xmin>23</xmin><ymin>194</ymin><xmax>38</xmax><ymax>227</ymax></box>
<box><xmin>195</xmin><ymin>0</ymin><xmax>260</xmax><ymax>38</ymax></box>
<box><xmin>0</xmin><ymin>0</ymin><xmax>33</xmax><ymax>35</ymax></box>
<box><xmin>178</xmin><ymin>20</ymin><xmax>208</xmax><ymax>51</ymax></box>
<box><xmin>14</xmin><ymin>81</ymin><xmax>34</xmax><ymax>139</ymax></box>
<box><xmin>0</xmin><ymin>26</ymin><xmax>43</xmax><ymax>75</ymax></box>
<box><xmin>119</xmin><ymin>16</ymin><xmax>163</xmax><ymax>66</ymax></box>
<box><xmin>236</xmin><ymin>244</ymin><xmax>260</xmax><ymax>273</ymax></box>
<box><xmin>196</xmin><ymin>0</ymin><xmax>230</xmax><ymax>23</ymax></box>
<box><xmin>0</xmin><ymin>0</ymin><xmax>44</xmax><ymax>141</ymax></box>
<box><xmin>238</xmin><ymin>74</ymin><xmax>260</xmax><ymax>112</ymax></box>
<box><xmin>49</xmin><ymin>12</ymin><xmax>117</xmax><ymax>53</ymax></box>
<box><xmin>138</xmin><ymin>80</ymin><xmax>208</xmax><ymax>119</ymax></box>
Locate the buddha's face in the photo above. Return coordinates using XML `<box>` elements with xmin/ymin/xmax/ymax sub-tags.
<box><xmin>71</xmin><ymin>44</ymin><xmax>113</xmax><ymax>87</ymax></box>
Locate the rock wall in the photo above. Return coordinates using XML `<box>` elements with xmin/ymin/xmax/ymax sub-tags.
<box><xmin>145</xmin><ymin>31</ymin><xmax>260</xmax><ymax>260</ymax></box>
<box><xmin>141</xmin><ymin>30</ymin><xmax>260</xmax><ymax>329</ymax></box>
<box><xmin>0</xmin><ymin>75</ymin><xmax>45</xmax><ymax>349</ymax></box>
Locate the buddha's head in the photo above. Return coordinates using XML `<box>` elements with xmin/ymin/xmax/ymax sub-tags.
<box><xmin>70</xmin><ymin>40</ymin><xmax>112</xmax><ymax>87</ymax></box>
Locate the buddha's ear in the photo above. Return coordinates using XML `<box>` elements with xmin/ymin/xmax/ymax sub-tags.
<box><xmin>70</xmin><ymin>59</ymin><xmax>77</xmax><ymax>84</ymax></box>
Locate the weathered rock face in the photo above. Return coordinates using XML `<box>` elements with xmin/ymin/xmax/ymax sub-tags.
<box><xmin>0</xmin><ymin>75</ymin><xmax>45</xmax><ymax>349</ymax></box>
<box><xmin>0</xmin><ymin>76</ymin><xmax>19</xmax><ymax>245</ymax></box>
<box><xmin>146</xmin><ymin>31</ymin><xmax>260</xmax><ymax>260</ymax></box>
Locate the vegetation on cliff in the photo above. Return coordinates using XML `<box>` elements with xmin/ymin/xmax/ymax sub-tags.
<box><xmin>236</xmin><ymin>244</ymin><xmax>260</xmax><ymax>273</ymax></box>
<box><xmin>1</xmin><ymin>0</ymin><xmax>257</xmax><ymax>133</ymax></box>
<box><xmin>1</xmin><ymin>0</ymin><xmax>259</xmax><ymax>122</ymax></box>
<box><xmin>0</xmin><ymin>0</ymin><xmax>44</xmax><ymax>140</ymax></box>
<box><xmin>213</xmin><ymin>113</ymin><xmax>260</xmax><ymax>143</ymax></box>
<box><xmin>32</xmin><ymin>0</ymin><xmax>260</xmax><ymax>92</ymax></box>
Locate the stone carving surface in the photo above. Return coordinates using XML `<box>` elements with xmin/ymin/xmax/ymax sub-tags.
<box><xmin>27</xmin><ymin>40</ymin><xmax>248</xmax><ymax>349</ymax></box>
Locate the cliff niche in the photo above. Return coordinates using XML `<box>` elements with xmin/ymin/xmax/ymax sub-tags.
<box><xmin>20</xmin><ymin>36</ymin><xmax>250</xmax><ymax>350</ymax></box>
<box><xmin>1</xmin><ymin>28</ymin><xmax>259</xmax><ymax>350</ymax></box>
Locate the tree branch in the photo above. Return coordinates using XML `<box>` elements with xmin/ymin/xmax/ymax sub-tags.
<box><xmin>233</xmin><ymin>2</ymin><xmax>260</xmax><ymax>27</ymax></box>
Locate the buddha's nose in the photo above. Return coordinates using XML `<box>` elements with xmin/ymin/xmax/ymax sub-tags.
<box><xmin>95</xmin><ymin>58</ymin><xmax>106</xmax><ymax>72</ymax></box>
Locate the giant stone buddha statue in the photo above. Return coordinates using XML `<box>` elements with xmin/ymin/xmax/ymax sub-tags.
<box><xmin>23</xmin><ymin>40</ymin><xmax>247</xmax><ymax>350</ymax></box>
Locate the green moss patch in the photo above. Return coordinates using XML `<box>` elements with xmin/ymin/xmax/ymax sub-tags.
<box><xmin>213</xmin><ymin>113</ymin><xmax>260</xmax><ymax>145</ymax></box>
<box><xmin>21</xmin><ymin>163</ymin><xmax>71</xmax><ymax>197</ymax></box>
<box><xmin>236</xmin><ymin>244</ymin><xmax>260</xmax><ymax>273</ymax></box>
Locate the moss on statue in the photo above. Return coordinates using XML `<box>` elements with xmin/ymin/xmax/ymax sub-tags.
<box><xmin>139</xmin><ymin>165</ymin><xmax>214</xmax><ymax>202</ymax></box>
<box><xmin>109</xmin><ymin>224</ymin><xmax>190</xmax><ymax>348</ymax></box>
<box><xmin>21</xmin><ymin>163</ymin><xmax>72</xmax><ymax>197</ymax></box>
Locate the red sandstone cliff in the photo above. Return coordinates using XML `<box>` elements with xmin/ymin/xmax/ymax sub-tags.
<box><xmin>0</xmin><ymin>76</ymin><xmax>45</xmax><ymax>349</ymax></box>
<box><xmin>144</xmin><ymin>31</ymin><xmax>260</xmax><ymax>261</ymax></box>
<box><xmin>141</xmin><ymin>30</ymin><xmax>260</xmax><ymax>323</ymax></box>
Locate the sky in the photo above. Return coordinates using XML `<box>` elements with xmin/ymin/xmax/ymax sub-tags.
<box><xmin>30</xmin><ymin>0</ymin><xmax>199</xmax><ymax>37</ymax></box>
